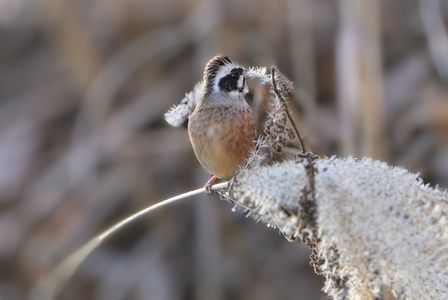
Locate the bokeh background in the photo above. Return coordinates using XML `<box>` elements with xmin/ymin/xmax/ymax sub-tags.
<box><xmin>1</xmin><ymin>0</ymin><xmax>447</xmax><ymax>299</ymax></box>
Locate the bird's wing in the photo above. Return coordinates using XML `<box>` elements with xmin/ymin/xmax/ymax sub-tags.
<box><xmin>164</xmin><ymin>81</ymin><xmax>203</xmax><ymax>127</ymax></box>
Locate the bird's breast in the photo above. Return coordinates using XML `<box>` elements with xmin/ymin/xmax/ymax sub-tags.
<box><xmin>188</xmin><ymin>105</ymin><xmax>255</xmax><ymax>179</ymax></box>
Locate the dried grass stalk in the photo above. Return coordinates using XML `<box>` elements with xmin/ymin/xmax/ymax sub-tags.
<box><xmin>31</xmin><ymin>182</ymin><xmax>229</xmax><ymax>300</ymax></box>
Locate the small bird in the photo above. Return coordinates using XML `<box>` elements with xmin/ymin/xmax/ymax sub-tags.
<box><xmin>165</xmin><ymin>55</ymin><xmax>256</xmax><ymax>191</ymax></box>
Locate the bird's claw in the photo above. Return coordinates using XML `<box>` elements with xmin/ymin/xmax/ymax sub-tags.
<box><xmin>204</xmin><ymin>175</ymin><xmax>219</xmax><ymax>194</ymax></box>
<box><xmin>204</xmin><ymin>183</ymin><xmax>214</xmax><ymax>194</ymax></box>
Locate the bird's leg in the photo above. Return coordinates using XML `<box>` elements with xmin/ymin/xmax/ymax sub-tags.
<box><xmin>204</xmin><ymin>175</ymin><xmax>219</xmax><ymax>194</ymax></box>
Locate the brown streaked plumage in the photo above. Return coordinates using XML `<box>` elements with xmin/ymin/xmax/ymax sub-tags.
<box><xmin>188</xmin><ymin>55</ymin><xmax>255</xmax><ymax>183</ymax></box>
<box><xmin>188</xmin><ymin>105</ymin><xmax>255</xmax><ymax>179</ymax></box>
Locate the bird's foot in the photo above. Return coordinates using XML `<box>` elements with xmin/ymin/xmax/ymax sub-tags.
<box><xmin>204</xmin><ymin>175</ymin><xmax>219</xmax><ymax>194</ymax></box>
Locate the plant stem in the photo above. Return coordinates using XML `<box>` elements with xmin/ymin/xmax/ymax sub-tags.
<box><xmin>31</xmin><ymin>182</ymin><xmax>229</xmax><ymax>300</ymax></box>
<box><xmin>270</xmin><ymin>67</ymin><xmax>307</xmax><ymax>153</ymax></box>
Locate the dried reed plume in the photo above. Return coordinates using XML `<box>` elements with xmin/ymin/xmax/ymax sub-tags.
<box><xmin>225</xmin><ymin>157</ymin><xmax>448</xmax><ymax>299</ymax></box>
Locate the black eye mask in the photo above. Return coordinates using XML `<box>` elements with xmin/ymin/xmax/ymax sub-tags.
<box><xmin>218</xmin><ymin>68</ymin><xmax>244</xmax><ymax>92</ymax></box>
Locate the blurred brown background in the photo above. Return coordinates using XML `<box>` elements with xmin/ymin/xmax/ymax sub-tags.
<box><xmin>0</xmin><ymin>0</ymin><xmax>447</xmax><ymax>299</ymax></box>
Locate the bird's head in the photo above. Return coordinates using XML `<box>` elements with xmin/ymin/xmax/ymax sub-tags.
<box><xmin>203</xmin><ymin>55</ymin><xmax>249</xmax><ymax>100</ymax></box>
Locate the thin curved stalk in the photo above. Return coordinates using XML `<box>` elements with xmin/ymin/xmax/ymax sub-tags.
<box><xmin>270</xmin><ymin>67</ymin><xmax>307</xmax><ymax>152</ymax></box>
<box><xmin>30</xmin><ymin>182</ymin><xmax>229</xmax><ymax>300</ymax></box>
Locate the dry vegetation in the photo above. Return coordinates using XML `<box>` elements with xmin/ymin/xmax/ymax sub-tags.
<box><xmin>0</xmin><ymin>0</ymin><xmax>447</xmax><ymax>299</ymax></box>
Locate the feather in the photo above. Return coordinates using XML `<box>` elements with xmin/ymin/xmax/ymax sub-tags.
<box><xmin>203</xmin><ymin>55</ymin><xmax>233</xmax><ymax>96</ymax></box>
